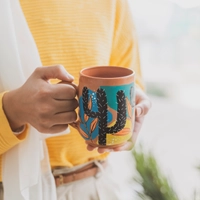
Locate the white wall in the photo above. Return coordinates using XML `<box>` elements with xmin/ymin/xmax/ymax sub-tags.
<box><xmin>129</xmin><ymin>0</ymin><xmax>200</xmax><ymax>109</ymax></box>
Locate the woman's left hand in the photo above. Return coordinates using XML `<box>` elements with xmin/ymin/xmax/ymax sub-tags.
<box><xmin>86</xmin><ymin>86</ymin><xmax>152</xmax><ymax>153</ymax></box>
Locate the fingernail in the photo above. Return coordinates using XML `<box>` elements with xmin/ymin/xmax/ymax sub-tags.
<box><xmin>136</xmin><ymin>107</ymin><xmax>142</xmax><ymax>117</ymax></box>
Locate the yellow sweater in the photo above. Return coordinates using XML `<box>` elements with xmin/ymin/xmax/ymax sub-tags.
<box><xmin>0</xmin><ymin>0</ymin><xmax>143</xmax><ymax>180</ymax></box>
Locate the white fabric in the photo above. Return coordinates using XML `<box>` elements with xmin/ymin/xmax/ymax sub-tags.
<box><xmin>0</xmin><ymin>0</ymin><xmax>69</xmax><ymax>199</ymax></box>
<box><xmin>168</xmin><ymin>0</ymin><xmax>200</xmax><ymax>8</ymax></box>
<box><xmin>56</xmin><ymin>157</ymin><xmax>136</xmax><ymax>200</ymax></box>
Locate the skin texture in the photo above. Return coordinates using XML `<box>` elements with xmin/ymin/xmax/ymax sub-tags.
<box><xmin>3</xmin><ymin>65</ymin><xmax>78</xmax><ymax>134</ymax></box>
<box><xmin>3</xmin><ymin>65</ymin><xmax>151</xmax><ymax>152</ymax></box>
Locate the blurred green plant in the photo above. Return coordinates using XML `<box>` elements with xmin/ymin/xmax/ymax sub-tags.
<box><xmin>146</xmin><ymin>83</ymin><xmax>168</xmax><ymax>97</ymax></box>
<box><xmin>132</xmin><ymin>146</ymin><xmax>179</xmax><ymax>200</ymax></box>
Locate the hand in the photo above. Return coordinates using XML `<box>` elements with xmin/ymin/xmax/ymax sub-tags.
<box><xmin>3</xmin><ymin>65</ymin><xmax>78</xmax><ymax>134</ymax></box>
<box><xmin>87</xmin><ymin>86</ymin><xmax>152</xmax><ymax>153</ymax></box>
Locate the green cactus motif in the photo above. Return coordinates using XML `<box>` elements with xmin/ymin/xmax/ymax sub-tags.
<box><xmin>82</xmin><ymin>87</ymin><xmax>127</xmax><ymax>146</ymax></box>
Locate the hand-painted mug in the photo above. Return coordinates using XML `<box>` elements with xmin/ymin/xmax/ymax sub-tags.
<box><xmin>72</xmin><ymin>66</ymin><xmax>135</xmax><ymax>148</ymax></box>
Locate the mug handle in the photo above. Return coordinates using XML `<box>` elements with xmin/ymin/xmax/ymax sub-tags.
<box><xmin>58</xmin><ymin>81</ymin><xmax>80</xmax><ymax>130</ymax></box>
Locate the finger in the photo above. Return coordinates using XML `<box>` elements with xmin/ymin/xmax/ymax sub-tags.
<box><xmin>35</xmin><ymin>111</ymin><xmax>77</xmax><ymax>133</ymax></box>
<box><xmin>112</xmin><ymin>141</ymin><xmax>134</xmax><ymax>151</ymax></box>
<box><xmin>51</xmin><ymin>84</ymin><xmax>77</xmax><ymax>100</ymax></box>
<box><xmin>97</xmin><ymin>148</ymin><xmax>113</xmax><ymax>154</ymax></box>
<box><xmin>135</xmin><ymin>99</ymin><xmax>152</xmax><ymax>117</ymax></box>
<box><xmin>43</xmin><ymin>124</ymin><xmax>69</xmax><ymax>134</ymax></box>
<box><xmin>37</xmin><ymin>110</ymin><xmax>77</xmax><ymax>128</ymax></box>
<box><xmin>132</xmin><ymin>117</ymin><xmax>144</xmax><ymax>144</ymax></box>
<box><xmin>34</xmin><ymin>65</ymin><xmax>74</xmax><ymax>82</ymax></box>
<box><xmin>87</xmin><ymin>145</ymin><xmax>97</xmax><ymax>151</ymax></box>
<box><xmin>53</xmin><ymin>99</ymin><xmax>78</xmax><ymax>114</ymax></box>
<box><xmin>86</xmin><ymin>144</ymin><xmax>112</xmax><ymax>153</ymax></box>
<box><xmin>53</xmin><ymin>111</ymin><xmax>78</xmax><ymax>125</ymax></box>
<box><xmin>87</xmin><ymin>141</ymin><xmax>135</xmax><ymax>152</ymax></box>
<box><xmin>59</xmin><ymin>81</ymin><xmax>78</xmax><ymax>91</ymax></box>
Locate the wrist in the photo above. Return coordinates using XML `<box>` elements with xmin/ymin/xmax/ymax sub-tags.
<box><xmin>2</xmin><ymin>90</ymin><xmax>25</xmax><ymax>132</ymax></box>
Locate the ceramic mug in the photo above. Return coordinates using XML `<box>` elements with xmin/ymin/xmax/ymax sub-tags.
<box><xmin>72</xmin><ymin>66</ymin><xmax>135</xmax><ymax>148</ymax></box>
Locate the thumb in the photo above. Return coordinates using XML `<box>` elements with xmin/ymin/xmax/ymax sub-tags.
<box><xmin>35</xmin><ymin>65</ymin><xmax>74</xmax><ymax>82</ymax></box>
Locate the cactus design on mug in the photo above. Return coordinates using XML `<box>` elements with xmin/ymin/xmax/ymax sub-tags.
<box><xmin>82</xmin><ymin>87</ymin><xmax>126</xmax><ymax>145</ymax></box>
<box><xmin>78</xmin><ymin>84</ymin><xmax>136</xmax><ymax>146</ymax></box>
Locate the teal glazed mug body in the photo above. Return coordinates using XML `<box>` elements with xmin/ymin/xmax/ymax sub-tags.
<box><xmin>74</xmin><ymin>66</ymin><xmax>135</xmax><ymax>148</ymax></box>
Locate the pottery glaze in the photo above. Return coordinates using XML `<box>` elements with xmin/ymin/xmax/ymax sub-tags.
<box><xmin>77</xmin><ymin>66</ymin><xmax>135</xmax><ymax>148</ymax></box>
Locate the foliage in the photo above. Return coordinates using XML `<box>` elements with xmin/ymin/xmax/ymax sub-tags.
<box><xmin>132</xmin><ymin>146</ymin><xmax>179</xmax><ymax>200</ymax></box>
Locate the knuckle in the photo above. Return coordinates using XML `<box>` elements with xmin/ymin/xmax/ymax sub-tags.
<box><xmin>55</xmin><ymin>64</ymin><xmax>64</xmax><ymax>72</ymax></box>
<box><xmin>38</xmin><ymin>104</ymin><xmax>52</xmax><ymax>115</ymax></box>
<box><xmin>38</xmin><ymin>87</ymin><xmax>50</xmax><ymax>98</ymax></box>
<box><xmin>34</xmin><ymin>67</ymin><xmax>42</xmax><ymax>74</ymax></box>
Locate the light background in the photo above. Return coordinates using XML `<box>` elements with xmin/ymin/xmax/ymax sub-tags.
<box><xmin>118</xmin><ymin>0</ymin><xmax>200</xmax><ymax>199</ymax></box>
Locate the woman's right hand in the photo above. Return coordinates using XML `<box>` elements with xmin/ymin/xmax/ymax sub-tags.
<box><xmin>2</xmin><ymin>65</ymin><xmax>78</xmax><ymax>134</ymax></box>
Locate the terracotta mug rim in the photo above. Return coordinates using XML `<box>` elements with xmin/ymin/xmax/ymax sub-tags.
<box><xmin>80</xmin><ymin>66</ymin><xmax>135</xmax><ymax>80</ymax></box>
